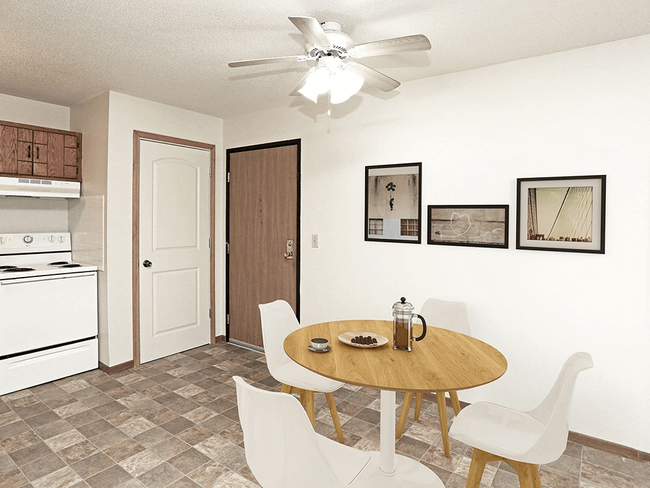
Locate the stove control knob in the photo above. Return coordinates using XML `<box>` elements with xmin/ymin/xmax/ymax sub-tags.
<box><xmin>58</xmin><ymin>235</ymin><xmax>65</xmax><ymax>243</ymax></box>
<box><xmin>0</xmin><ymin>236</ymin><xmax>5</xmax><ymax>245</ymax></box>
<box><xmin>23</xmin><ymin>235</ymin><xmax>33</xmax><ymax>244</ymax></box>
<box><xmin>48</xmin><ymin>235</ymin><xmax>56</xmax><ymax>242</ymax></box>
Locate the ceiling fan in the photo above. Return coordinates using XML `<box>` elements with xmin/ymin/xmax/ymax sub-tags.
<box><xmin>228</xmin><ymin>16</ymin><xmax>431</xmax><ymax>105</ymax></box>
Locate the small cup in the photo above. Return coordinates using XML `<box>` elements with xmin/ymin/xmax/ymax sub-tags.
<box><xmin>311</xmin><ymin>338</ymin><xmax>329</xmax><ymax>350</ymax></box>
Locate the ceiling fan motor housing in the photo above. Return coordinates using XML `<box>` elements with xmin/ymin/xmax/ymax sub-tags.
<box><xmin>316</xmin><ymin>21</ymin><xmax>354</xmax><ymax>53</ymax></box>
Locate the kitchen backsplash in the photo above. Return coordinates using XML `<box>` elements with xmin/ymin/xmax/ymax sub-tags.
<box><xmin>69</xmin><ymin>195</ymin><xmax>105</xmax><ymax>270</ymax></box>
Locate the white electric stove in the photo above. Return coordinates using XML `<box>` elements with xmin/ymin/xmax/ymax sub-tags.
<box><xmin>0</xmin><ymin>232</ymin><xmax>98</xmax><ymax>395</ymax></box>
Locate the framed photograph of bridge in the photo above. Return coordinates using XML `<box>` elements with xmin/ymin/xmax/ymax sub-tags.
<box><xmin>365</xmin><ymin>162</ymin><xmax>422</xmax><ymax>244</ymax></box>
<box><xmin>427</xmin><ymin>205</ymin><xmax>509</xmax><ymax>248</ymax></box>
<box><xmin>516</xmin><ymin>175</ymin><xmax>606</xmax><ymax>254</ymax></box>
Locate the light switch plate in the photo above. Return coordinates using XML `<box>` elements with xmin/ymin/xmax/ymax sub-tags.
<box><xmin>311</xmin><ymin>234</ymin><xmax>318</xmax><ymax>248</ymax></box>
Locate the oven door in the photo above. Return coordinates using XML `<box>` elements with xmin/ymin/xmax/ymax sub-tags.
<box><xmin>0</xmin><ymin>271</ymin><xmax>98</xmax><ymax>357</ymax></box>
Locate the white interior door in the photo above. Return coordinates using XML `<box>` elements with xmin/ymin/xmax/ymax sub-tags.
<box><xmin>139</xmin><ymin>140</ymin><xmax>211</xmax><ymax>363</ymax></box>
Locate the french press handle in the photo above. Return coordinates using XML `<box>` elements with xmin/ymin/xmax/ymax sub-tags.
<box><xmin>414</xmin><ymin>314</ymin><xmax>427</xmax><ymax>341</ymax></box>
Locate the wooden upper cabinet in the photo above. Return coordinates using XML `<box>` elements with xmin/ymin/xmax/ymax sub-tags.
<box><xmin>0</xmin><ymin>120</ymin><xmax>82</xmax><ymax>182</ymax></box>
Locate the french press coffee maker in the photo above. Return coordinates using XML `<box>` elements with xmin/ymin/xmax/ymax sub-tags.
<box><xmin>392</xmin><ymin>297</ymin><xmax>427</xmax><ymax>351</ymax></box>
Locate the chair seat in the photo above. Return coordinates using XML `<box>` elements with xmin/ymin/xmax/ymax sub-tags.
<box><xmin>273</xmin><ymin>361</ymin><xmax>344</xmax><ymax>393</ymax></box>
<box><xmin>449</xmin><ymin>402</ymin><xmax>546</xmax><ymax>463</ymax></box>
<box><xmin>316</xmin><ymin>435</ymin><xmax>371</xmax><ymax>485</ymax></box>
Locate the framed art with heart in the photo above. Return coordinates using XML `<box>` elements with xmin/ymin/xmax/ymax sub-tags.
<box><xmin>427</xmin><ymin>204</ymin><xmax>509</xmax><ymax>249</ymax></box>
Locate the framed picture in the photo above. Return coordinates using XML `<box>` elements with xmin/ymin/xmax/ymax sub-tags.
<box><xmin>516</xmin><ymin>175</ymin><xmax>606</xmax><ymax>253</ymax></box>
<box><xmin>427</xmin><ymin>205</ymin><xmax>509</xmax><ymax>248</ymax></box>
<box><xmin>365</xmin><ymin>162</ymin><xmax>422</xmax><ymax>244</ymax></box>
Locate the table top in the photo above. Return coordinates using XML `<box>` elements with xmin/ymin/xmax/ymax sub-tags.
<box><xmin>284</xmin><ymin>320</ymin><xmax>507</xmax><ymax>393</ymax></box>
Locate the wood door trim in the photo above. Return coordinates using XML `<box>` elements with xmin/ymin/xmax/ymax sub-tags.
<box><xmin>132</xmin><ymin>130</ymin><xmax>216</xmax><ymax>367</ymax></box>
<box><xmin>225</xmin><ymin>139</ymin><xmax>301</xmax><ymax>341</ymax></box>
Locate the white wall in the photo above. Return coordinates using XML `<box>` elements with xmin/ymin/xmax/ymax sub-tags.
<box><xmin>0</xmin><ymin>94</ymin><xmax>71</xmax><ymax>232</ymax></box>
<box><xmin>70</xmin><ymin>93</ymin><xmax>110</xmax><ymax>362</ymax></box>
<box><xmin>100</xmin><ymin>92</ymin><xmax>224</xmax><ymax>367</ymax></box>
<box><xmin>224</xmin><ymin>35</ymin><xmax>650</xmax><ymax>452</ymax></box>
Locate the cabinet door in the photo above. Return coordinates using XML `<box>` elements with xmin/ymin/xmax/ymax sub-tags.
<box><xmin>17</xmin><ymin>141</ymin><xmax>33</xmax><ymax>175</ymax></box>
<box><xmin>0</xmin><ymin>125</ymin><xmax>17</xmax><ymax>174</ymax></box>
<box><xmin>47</xmin><ymin>133</ymin><xmax>64</xmax><ymax>178</ymax></box>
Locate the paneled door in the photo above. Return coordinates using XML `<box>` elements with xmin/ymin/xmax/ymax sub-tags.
<box><xmin>139</xmin><ymin>139</ymin><xmax>212</xmax><ymax>363</ymax></box>
<box><xmin>227</xmin><ymin>140</ymin><xmax>300</xmax><ymax>348</ymax></box>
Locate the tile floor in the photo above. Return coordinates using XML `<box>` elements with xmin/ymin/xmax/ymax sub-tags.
<box><xmin>1</xmin><ymin>343</ymin><xmax>648</xmax><ymax>488</ymax></box>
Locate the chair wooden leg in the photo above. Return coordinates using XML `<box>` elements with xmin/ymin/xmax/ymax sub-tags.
<box><xmin>503</xmin><ymin>459</ymin><xmax>542</xmax><ymax>488</ymax></box>
<box><xmin>395</xmin><ymin>391</ymin><xmax>415</xmax><ymax>439</ymax></box>
<box><xmin>298</xmin><ymin>390</ymin><xmax>306</xmax><ymax>408</ymax></box>
<box><xmin>281</xmin><ymin>384</ymin><xmax>292</xmax><ymax>394</ymax></box>
<box><xmin>325</xmin><ymin>392</ymin><xmax>344</xmax><ymax>444</ymax></box>
<box><xmin>436</xmin><ymin>392</ymin><xmax>451</xmax><ymax>458</ymax></box>
<box><xmin>466</xmin><ymin>448</ymin><xmax>501</xmax><ymax>488</ymax></box>
<box><xmin>414</xmin><ymin>392</ymin><xmax>424</xmax><ymax>420</ymax></box>
<box><xmin>304</xmin><ymin>390</ymin><xmax>315</xmax><ymax>428</ymax></box>
<box><xmin>449</xmin><ymin>390</ymin><xmax>461</xmax><ymax>416</ymax></box>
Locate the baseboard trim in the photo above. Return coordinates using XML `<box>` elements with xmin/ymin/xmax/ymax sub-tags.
<box><xmin>98</xmin><ymin>360</ymin><xmax>134</xmax><ymax>375</ymax></box>
<box><xmin>214</xmin><ymin>335</ymin><xmax>226</xmax><ymax>343</ymax></box>
<box><xmin>422</xmin><ymin>392</ymin><xmax>650</xmax><ymax>463</ymax></box>
<box><xmin>568</xmin><ymin>431</ymin><xmax>650</xmax><ymax>463</ymax></box>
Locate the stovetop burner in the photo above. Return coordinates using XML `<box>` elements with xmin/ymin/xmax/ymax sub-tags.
<box><xmin>59</xmin><ymin>264</ymin><xmax>81</xmax><ymax>268</ymax></box>
<box><xmin>49</xmin><ymin>261</ymin><xmax>69</xmax><ymax>266</ymax></box>
<box><xmin>2</xmin><ymin>267</ymin><xmax>35</xmax><ymax>272</ymax></box>
<box><xmin>0</xmin><ymin>265</ymin><xmax>17</xmax><ymax>269</ymax></box>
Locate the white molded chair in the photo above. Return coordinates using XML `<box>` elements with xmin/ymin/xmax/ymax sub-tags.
<box><xmin>396</xmin><ymin>298</ymin><xmax>471</xmax><ymax>457</ymax></box>
<box><xmin>234</xmin><ymin>376</ymin><xmax>371</xmax><ymax>488</ymax></box>
<box><xmin>448</xmin><ymin>352</ymin><xmax>593</xmax><ymax>488</ymax></box>
<box><xmin>259</xmin><ymin>299</ymin><xmax>345</xmax><ymax>443</ymax></box>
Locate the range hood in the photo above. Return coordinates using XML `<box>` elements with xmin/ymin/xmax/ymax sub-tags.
<box><xmin>0</xmin><ymin>176</ymin><xmax>80</xmax><ymax>199</ymax></box>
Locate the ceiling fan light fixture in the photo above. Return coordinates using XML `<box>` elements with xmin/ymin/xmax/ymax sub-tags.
<box><xmin>298</xmin><ymin>66</ymin><xmax>331</xmax><ymax>102</ymax></box>
<box><xmin>329</xmin><ymin>65</ymin><xmax>364</xmax><ymax>104</ymax></box>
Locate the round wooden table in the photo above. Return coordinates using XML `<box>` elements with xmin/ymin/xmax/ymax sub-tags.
<box><xmin>284</xmin><ymin>319</ymin><xmax>507</xmax><ymax>488</ymax></box>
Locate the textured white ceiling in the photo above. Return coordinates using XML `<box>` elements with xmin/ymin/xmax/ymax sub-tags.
<box><xmin>1</xmin><ymin>0</ymin><xmax>649</xmax><ymax>119</ymax></box>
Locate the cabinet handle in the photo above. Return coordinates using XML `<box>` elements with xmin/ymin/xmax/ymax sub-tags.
<box><xmin>36</xmin><ymin>146</ymin><xmax>40</xmax><ymax>160</ymax></box>
<box><xmin>27</xmin><ymin>145</ymin><xmax>31</xmax><ymax>159</ymax></box>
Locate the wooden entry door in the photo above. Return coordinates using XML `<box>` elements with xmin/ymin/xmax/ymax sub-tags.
<box><xmin>227</xmin><ymin>140</ymin><xmax>300</xmax><ymax>348</ymax></box>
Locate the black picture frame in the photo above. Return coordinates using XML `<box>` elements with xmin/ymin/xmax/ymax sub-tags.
<box><xmin>516</xmin><ymin>175</ymin><xmax>606</xmax><ymax>254</ymax></box>
<box><xmin>365</xmin><ymin>162</ymin><xmax>422</xmax><ymax>244</ymax></box>
<box><xmin>427</xmin><ymin>205</ymin><xmax>509</xmax><ymax>248</ymax></box>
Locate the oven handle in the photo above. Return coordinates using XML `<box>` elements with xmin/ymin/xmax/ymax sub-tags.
<box><xmin>0</xmin><ymin>272</ymin><xmax>96</xmax><ymax>285</ymax></box>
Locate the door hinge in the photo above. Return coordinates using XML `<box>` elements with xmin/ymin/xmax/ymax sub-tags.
<box><xmin>209</xmin><ymin>238</ymin><xmax>212</xmax><ymax>248</ymax></box>
<box><xmin>209</xmin><ymin>167</ymin><xmax>212</xmax><ymax>178</ymax></box>
<box><xmin>209</xmin><ymin>309</ymin><xmax>212</xmax><ymax>319</ymax></box>
<box><xmin>227</xmin><ymin>314</ymin><xmax>230</xmax><ymax>325</ymax></box>
<box><xmin>227</xmin><ymin>172</ymin><xmax>230</xmax><ymax>183</ymax></box>
<box><xmin>226</xmin><ymin>242</ymin><xmax>230</xmax><ymax>254</ymax></box>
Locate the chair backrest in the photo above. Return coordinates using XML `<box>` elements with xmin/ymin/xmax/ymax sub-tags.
<box><xmin>234</xmin><ymin>376</ymin><xmax>344</xmax><ymax>488</ymax></box>
<box><xmin>524</xmin><ymin>352</ymin><xmax>593</xmax><ymax>464</ymax></box>
<box><xmin>419</xmin><ymin>298</ymin><xmax>471</xmax><ymax>336</ymax></box>
<box><xmin>258</xmin><ymin>300</ymin><xmax>301</xmax><ymax>375</ymax></box>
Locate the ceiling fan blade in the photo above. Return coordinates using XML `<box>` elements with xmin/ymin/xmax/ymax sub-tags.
<box><xmin>289</xmin><ymin>16</ymin><xmax>330</xmax><ymax>47</ymax></box>
<box><xmin>289</xmin><ymin>69</ymin><xmax>313</xmax><ymax>96</ymax></box>
<box><xmin>228</xmin><ymin>55</ymin><xmax>308</xmax><ymax>68</ymax></box>
<box><xmin>346</xmin><ymin>62</ymin><xmax>400</xmax><ymax>92</ymax></box>
<box><xmin>349</xmin><ymin>34</ymin><xmax>431</xmax><ymax>58</ymax></box>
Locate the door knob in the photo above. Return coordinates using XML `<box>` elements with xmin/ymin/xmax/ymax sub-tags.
<box><xmin>143</xmin><ymin>260</ymin><xmax>152</xmax><ymax>268</ymax></box>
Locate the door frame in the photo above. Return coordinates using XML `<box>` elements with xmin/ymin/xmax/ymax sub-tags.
<box><xmin>132</xmin><ymin>130</ymin><xmax>216</xmax><ymax>367</ymax></box>
<box><xmin>225</xmin><ymin>139</ymin><xmax>301</xmax><ymax>342</ymax></box>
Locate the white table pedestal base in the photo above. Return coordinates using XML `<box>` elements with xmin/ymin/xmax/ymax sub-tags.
<box><xmin>355</xmin><ymin>452</ymin><xmax>444</xmax><ymax>487</ymax></box>
<box><xmin>356</xmin><ymin>390</ymin><xmax>444</xmax><ymax>487</ymax></box>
